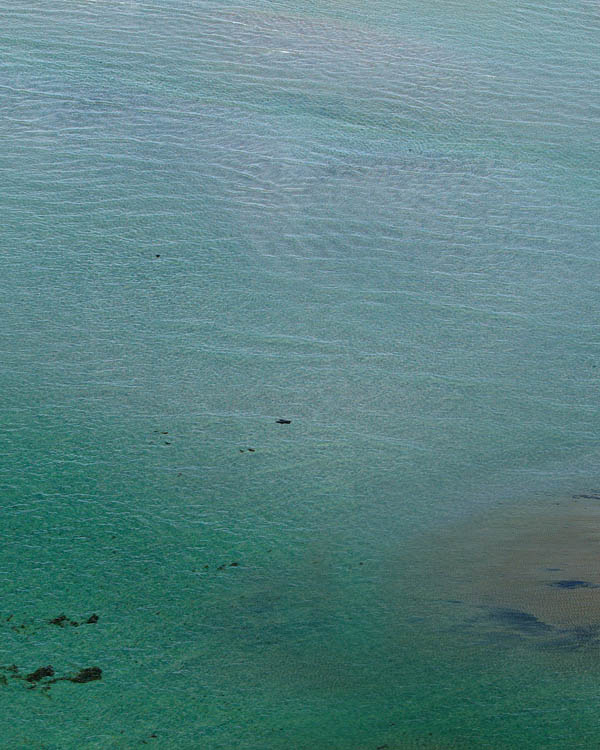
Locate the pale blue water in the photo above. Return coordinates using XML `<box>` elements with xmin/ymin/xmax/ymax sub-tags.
<box><xmin>2</xmin><ymin>0</ymin><xmax>600</xmax><ymax>747</ymax></box>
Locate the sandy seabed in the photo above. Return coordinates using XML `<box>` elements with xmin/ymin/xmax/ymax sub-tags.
<box><xmin>401</xmin><ymin>492</ymin><xmax>600</xmax><ymax>645</ymax></box>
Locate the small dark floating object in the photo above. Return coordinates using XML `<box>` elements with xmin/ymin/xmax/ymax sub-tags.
<box><xmin>276</xmin><ymin>419</ymin><xmax>291</xmax><ymax>424</ymax></box>
<box><xmin>68</xmin><ymin>667</ymin><xmax>102</xmax><ymax>683</ymax></box>
<box><xmin>155</xmin><ymin>254</ymin><xmax>161</xmax><ymax>258</ymax></box>
<box><xmin>550</xmin><ymin>580</ymin><xmax>599</xmax><ymax>589</ymax></box>
<box><xmin>86</xmin><ymin>614</ymin><xmax>99</xmax><ymax>624</ymax></box>
<box><xmin>572</xmin><ymin>494</ymin><xmax>600</xmax><ymax>500</ymax></box>
<box><xmin>229</xmin><ymin>562</ymin><xmax>239</xmax><ymax>567</ymax></box>
<box><xmin>26</xmin><ymin>666</ymin><xmax>54</xmax><ymax>683</ymax></box>
<box><xmin>247</xmin><ymin>448</ymin><xmax>255</xmax><ymax>452</ymax></box>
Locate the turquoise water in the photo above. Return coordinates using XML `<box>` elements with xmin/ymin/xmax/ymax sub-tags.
<box><xmin>2</xmin><ymin>0</ymin><xmax>600</xmax><ymax>747</ymax></box>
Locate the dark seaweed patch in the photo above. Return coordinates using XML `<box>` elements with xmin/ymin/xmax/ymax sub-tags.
<box><xmin>0</xmin><ymin>614</ymin><xmax>103</xmax><ymax>695</ymax></box>
<box><xmin>543</xmin><ymin>625</ymin><xmax>600</xmax><ymax>651</ymax></box>
<box><xmin>49</xmin><ymin>613</ymin><xmax>98</xmax><ymax>626</ymax></box>
<box><xmin>549</xmin><ymin>580</ymin><xmax>599</xmax><ymax>589</ymax></box>
<box><xmin>488</xmin><ymin>608</ymin><xmax>553</xmax><ymax>634</ymax></box>
<box><xmin>68</xmin><ymin>667</ymin><xmax>102</xmax><ymax>683</ymax></box>
<box><xmin>26</xmin><ymin>666</ymin><xmax>54</xmax><ymax>683</ymax></box>
<box><xmin>49</xmin><ymin>614</ymin><xmax>68</xmax><ymax>626</ymax></box>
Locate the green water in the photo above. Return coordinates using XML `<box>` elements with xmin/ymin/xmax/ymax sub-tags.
<box><xmin>2</xmin><ymin>0</ymin><xmax>600</xmax><ymax>747</ymax></box>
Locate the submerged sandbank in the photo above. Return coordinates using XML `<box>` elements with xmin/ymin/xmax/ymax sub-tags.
<box><xmin>402</xmin><ymin>492</ymin><xmax>600</xmax><ymax>635</ymax></box>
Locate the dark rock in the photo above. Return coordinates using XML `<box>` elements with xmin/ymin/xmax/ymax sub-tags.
<box><xmin>26</xmin><ymin>666</ymin><xmax>54</xmax><ymax>683</ymax></box>
<box><xmin>68</xmin><ymin>667</ymin><xmax>102</xmax><ymax>683</ymax></box>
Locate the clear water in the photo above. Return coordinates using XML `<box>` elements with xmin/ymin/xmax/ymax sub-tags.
<box><xmin>2</xmin><ymin>0</ymin><xmax>600</xmax><ymax>747</ymax></box>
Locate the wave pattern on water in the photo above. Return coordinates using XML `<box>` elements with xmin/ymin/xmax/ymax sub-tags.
<box><xmin>2</xmin><ymin>0</ymin><xmax>600</xmax><ymax>748</ymax></box>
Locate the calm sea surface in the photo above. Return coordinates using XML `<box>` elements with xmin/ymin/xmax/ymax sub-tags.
<box><xmin>2</xmin><ymin>0</ymin><xmax>600</xmax><ymax>747</ymax></box>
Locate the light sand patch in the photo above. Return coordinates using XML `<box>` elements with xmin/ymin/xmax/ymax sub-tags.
<box><xmin>410</xmin><ymin>494</ymin><xmax>600</xmax><ymax>629</ymax></box>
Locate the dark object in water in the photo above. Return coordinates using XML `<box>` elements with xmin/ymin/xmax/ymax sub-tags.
<box><xmin>49</xmin><ymin>613</ymin><xmax>80</xmax><ymax>627</ymax></box>
<box><xmin>26</xmin><ymin>666</ymin><xmax>54</xmax><ymax>683</ymax></box>
<box><xmin>549</xmin><ymin>579</ymin><xmax>599</xmax><ymax>589</ymax></box>
<box><xmin>276</xmin><ymin>419</ymin><xmax>291</xmax><ymax>424</ymax></box>
<box><xmin>489</xmin><ymin>607</ymin><xmax>553</xmax><ymax>634</ymax></box>
<box><xmin>86</xmin><ymin>613</ymin><xmax>99</xmax><ymax>624</ymax></box>
<box><xmin>68</xmin><ymin>667</ymin><xmax>102</xmax><ymax>683</ymax></box>
<box><xmin>572</xmin><ymin>494</ymin><xmax>600</xmax><ymax>500</ymax></box>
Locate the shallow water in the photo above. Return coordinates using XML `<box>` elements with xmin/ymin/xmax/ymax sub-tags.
<box><xmin>2</xmin><ymin>0</ymin><xmax>600</xmax><ymax>747</ymax></box>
